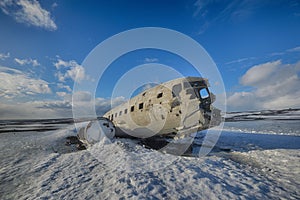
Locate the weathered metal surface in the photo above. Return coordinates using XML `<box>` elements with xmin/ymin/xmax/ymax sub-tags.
<box><xmin>77</xmin><ymin>118</ymin><xmax>115</xmax><ymax>145</ymax></box>
<box><xmin>103</xmin><ymin>77</ymin><xmax>221</xmax><ymax>138</ymax></box>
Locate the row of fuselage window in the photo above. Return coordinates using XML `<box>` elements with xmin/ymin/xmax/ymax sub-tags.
<box><xmin>108</xmin><ymin>92</ymin><xmax>163</xmax><ymax>121</ymax></box>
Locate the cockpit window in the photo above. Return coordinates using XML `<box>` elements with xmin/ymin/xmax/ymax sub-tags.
<box><xmin>200</xmin><ymin>88</ymin><xmax>209</xmax><ymax>99</ymax></box>
<box><xmin>186</xmin><ymin>87</ymin><xmax>210</xmax><ymax>100</ymax></box>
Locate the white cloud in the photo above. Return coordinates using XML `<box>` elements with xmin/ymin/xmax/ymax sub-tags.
<box><xmin>0</xmin><ymin>52</ymin><xmax>10</xmax><ymax>60</ymax></box>
<box><xmin>287</xmin><ymin>46</ymin><xmax>300</xmax><ymax>52</ymax></box>
<box><xmin>54</xmin><ymin>87</ymin><xmax>126</xmax><ymax>118</ymax></box>
<box><xmin>14</xmin><ymin>57</ymin><xmax>40</xmax><ymax>66</ymax></box>
<box><xmin>72</xmin><ymin>91</ymin><xmax>92</xmax><ymax>102</ymax></box>
<box><xmin>0</xmin><ymin>0</ymin><xmax>57</xmax><ymax>31</ymax></box>
<box><xmin>141</xmin><ymin>83</ymin><xmax>156</xmax><ymax>91</ymax></box>
<box><xmin>56</xmin><ymin>91</ymin><xmax>67</xmax><ymax>98</ymax></box>
<box><xmin>144</xmin><ymin>58</ymin><xmax>159</xmax><ymax>63</ymax></box>
<box><xmin>71</xmin><ymin>91</ymin><xmax>126</xmax><ymax>118</ymax></box>
<box><xmin>95</xmin><ymin>96</ymin><xmax>126</xmax><ymax>116</ymax></box>
<box><xmin>55</xmin><ymin>90</ymin><xmax>126</xmax><ymax>118</ymax></box>
<box><xmin>240</xmin><ymin>60</ymin><xmax>280</xmax><ymax>86</ymax></box>
<box><xmin>54</xmin><ymin>59</ymin><xmax>88</xmax><ymax>83</ymax></box>
<box><xmin>57</xmin><ymin>83</ymin><xmax>72</xmax><ymax>92</ymax></box>
<box><xmin>0</xmin><ymin>66</ymin><xmax>51</xmax><ymax>99</ymax></box>
<box><xmin>227</xmin><ymin>60</ymin><xmax>300</xmax><ymax>111</ymax></box>
<box><xmin>227</xmin><ymin>92</ymin><xmax>257</xmax><ymax>111</ymax></box>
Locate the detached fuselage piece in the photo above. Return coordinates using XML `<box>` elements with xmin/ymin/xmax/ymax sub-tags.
<box><xmin>103</xmin><ymin>77</ymin><xmax>221</xmax><ymax>139</ymax></box>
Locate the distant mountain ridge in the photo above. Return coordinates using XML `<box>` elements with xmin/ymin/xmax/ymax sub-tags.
<box><xmin>225</xmin><ymin>108</ymin><xmax>300</xmax><ymax>122</ymax></box>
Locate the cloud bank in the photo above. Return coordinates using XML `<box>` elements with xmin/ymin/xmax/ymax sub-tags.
<box><xmin>0</xmin><ymin>91</ymin><xmax>126</xmax><ymax>120</ymax></box>
<box><xmin>0</xmin><ymin>66</ymin><xmax>125</xmax><ymax>119</ymax></box>
<box><xmin>0</xmin><ymin>66</ymin><xmax>51</xmax><ymax>99</ymax></box>
<box><xmin>227</xmin><ymin>60</ymin><xmax>300</xmax><ymax>111</ymax></box>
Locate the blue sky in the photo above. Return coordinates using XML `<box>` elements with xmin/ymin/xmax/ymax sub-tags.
<box><xmin>0</xmin><ymin>0</ymin><xmax>300</xmax><ymax>119</ymax></box>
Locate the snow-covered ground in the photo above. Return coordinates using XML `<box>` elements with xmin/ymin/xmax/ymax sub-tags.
<box><xmin>0</xmin><ymin>110</ymin><xmax>299</xmax><ymax>199</ymax></box>
<box><xmin>223</xmin><ymin>108</ymin><xmax>300</xmax><ymax>136</ymax></box>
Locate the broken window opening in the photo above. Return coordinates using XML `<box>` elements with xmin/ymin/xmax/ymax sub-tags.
<box><xmin>157</xmin><ymin>92</ymin><xmax>163</xmax><ymax>98</ymax></box>
<box><xmin>139</xmin><ymin>103</ymin><xmax>144</xmax><ymax>110</ymax></box>
<box><xmin>131</xmin><ymin>106</ymin><xmax>134</xmax><ymax>112</ymax></box>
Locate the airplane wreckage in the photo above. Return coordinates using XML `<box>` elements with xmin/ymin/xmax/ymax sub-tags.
<box><xmin>77</xmin><ymin>77</ymin><xmax>222</xmax><ymax>150</ymax></box>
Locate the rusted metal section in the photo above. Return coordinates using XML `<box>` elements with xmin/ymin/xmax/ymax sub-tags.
<box><xmin>104</xmin><ymin>77</ymin><xmax>221</xmax><ymax>138</ymax></box>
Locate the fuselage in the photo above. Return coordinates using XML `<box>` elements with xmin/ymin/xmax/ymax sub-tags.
<box><xmin>103</xmin><ymin>77</ymin><xmax>221</xmax><ymax>138</ymax></box>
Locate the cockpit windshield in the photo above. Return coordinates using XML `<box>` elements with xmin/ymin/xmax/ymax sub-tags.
<box><xmin>184</xmin><ymin>81</ymin><xmax>210</xmax><ymax>100</ymax></box>
<box><xmin>199</xmin><ymin>88</ymin><xmax>209</xmax><ymax>99</ymax></box>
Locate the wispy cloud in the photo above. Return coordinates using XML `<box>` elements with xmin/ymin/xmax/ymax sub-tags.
<box><xmin>268</xmin><ymin>46</ymin><xmax>300</xmax><ymax>57</ymax></box>
<box><xmin>51</xmin><ymin>2</ymin><xmax>58</xmax><ymax>9</ymax></box>
<box><xmin>14</xmin><ymin>57</ymin><xmax>40</xmax><ymax>66</ymax></box>
<box><xmin>193</xmin><ymin>0</ymin><xmax>262</xmax><ymax>34</ymax></box>
<box><xmin>0</xmin><ymin>66</ymin><xmax>51</xmax><ymax>99</ymax></box>
<box><xmin>0</xmin><ymin>0</ymin><xmax>57</xmax><ymax>31</ymax></box>
<box><xmin>0</xmin><ymin>52</ymin><xmax>10</xmax><ymax>60</ymax></box>
<box><xmin>269</xmin><ymin>52</ymin><xmax>286</xmax><ymax>57</ymax></box>
<box><xmin>225</xmin><ymin>57</ymin><xmax>256</xmax><ymax>65</ymax></box>
<box><xmin>227</xmin><ymin>60</ymin><xmax>300</xmax><ymax>111</ymax></box>
<box><xmin>54</xmin><ymin>59</ymin><xmax>89</xmax><ymax>83</ymax></box>
<box><xmin>226</xmin><ymin>45</ymin><xmax>300</xmax><ymax>68</ymax></box>
<box><xmin>144</xmin><ymin>58</ymin><xmax>159</xmax><ymax>63</ymax></box>
<box><xmin>193</xmin><ymin>0</ymin><xmax>210</xmax><ymax>17</ymax></box>
<box><xmin>286</xmin><ymin>46</ymin><xmax>300</xmax><ymax>52</ymax></box>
